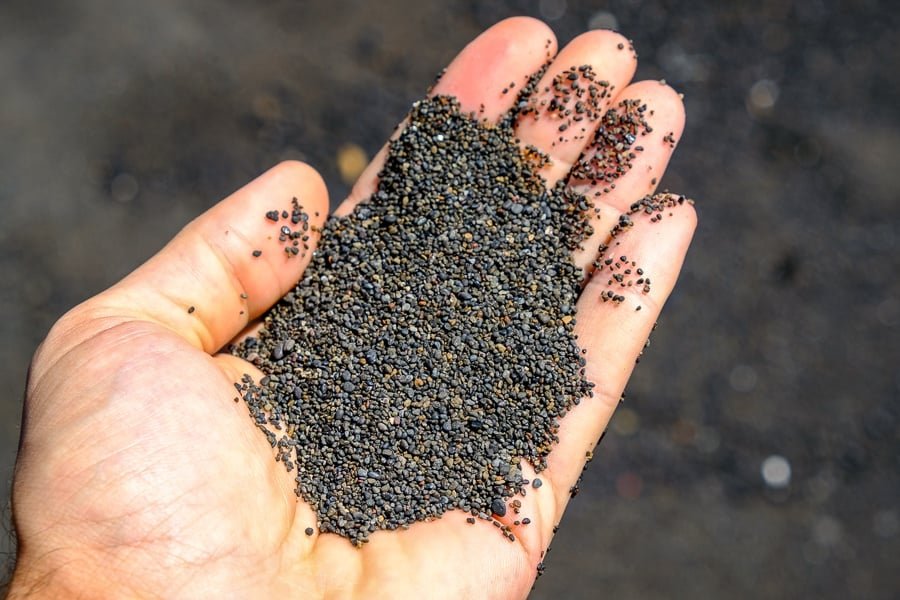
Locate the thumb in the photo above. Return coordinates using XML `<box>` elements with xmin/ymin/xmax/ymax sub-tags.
<box><xmin>87</xmin><ymin>160</ymin><xmax>329</xmax><ymax>354</ymax></box>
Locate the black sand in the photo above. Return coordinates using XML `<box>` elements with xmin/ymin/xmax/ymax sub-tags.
<box><xmin>234</xmin><ymin>94</ymin><xmax>598</xmax><ymax>544</ymax></box>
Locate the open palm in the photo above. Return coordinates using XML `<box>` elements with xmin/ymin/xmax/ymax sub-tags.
<box><xmin>10</xmin><ymin>18</ymin><xmax>695</xmax><ymax>599</ymax></box>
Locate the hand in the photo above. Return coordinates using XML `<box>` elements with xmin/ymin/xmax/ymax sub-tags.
<box><xmin>9</xmin><ymin>17</ymin><xmax>695</xmax><ymax>599</ymax></box>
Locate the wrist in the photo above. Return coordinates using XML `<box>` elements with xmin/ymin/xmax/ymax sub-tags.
<box><xmin>8</xmin><ymin>548</ymin><xmax>116</xmax><ymax>599</ymax></box>
<box><xmin>8</xmin><ymin>557</ymin><xmax>79</xmax><ymax>599</ymax></box>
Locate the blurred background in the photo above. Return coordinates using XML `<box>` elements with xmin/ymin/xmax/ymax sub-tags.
<box><xmin>1</xmin><ymin>0</ymin><xmax>897</xmax><ymax>597</ymax></box>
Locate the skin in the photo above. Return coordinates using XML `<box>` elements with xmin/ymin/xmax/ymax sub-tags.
<box><xmin>9</xmin><ymin>17</ymin><xmax>695</xmax><ymax>600</ymax></box>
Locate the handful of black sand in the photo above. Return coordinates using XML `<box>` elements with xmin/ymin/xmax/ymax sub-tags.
<box><xmin>235</xmin><ymin>88</ymin><xmax>631</xmax><ymax>545</ymax></box>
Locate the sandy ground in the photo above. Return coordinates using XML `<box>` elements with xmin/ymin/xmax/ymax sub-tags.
<box><xmin>1</xmin><ymin>0</ymin><xmax>898</xmax><ymax>597</ymax></box>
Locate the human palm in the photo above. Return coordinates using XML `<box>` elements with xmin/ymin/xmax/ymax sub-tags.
<box><xmin>10</xmin><ymin>18</ymin><xmax>695</xmax><ymax>599</ymax></box>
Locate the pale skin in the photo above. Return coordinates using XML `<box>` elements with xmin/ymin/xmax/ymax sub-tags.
<box><xmin>9</xmin><ymin>17</ymin><xmax>696</xmax><ymax>600</ymax></box>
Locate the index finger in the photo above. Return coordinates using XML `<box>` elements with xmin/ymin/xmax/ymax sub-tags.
<box><xmin>335</xmin><ymin>16</ymin><xmax>558</xmax><ymax>216</ymax></box>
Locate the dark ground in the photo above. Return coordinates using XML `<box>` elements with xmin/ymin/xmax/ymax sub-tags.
<box><xmin>1</xmin><ymin>0</ymin><xmax>898</xmax><ymax>597</ymax></box>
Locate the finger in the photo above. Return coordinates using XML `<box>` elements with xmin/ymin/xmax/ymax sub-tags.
<box><xmin>514</xmin><ymin>30</ymin><xmax>637</xmax><ymax>187</ymax></box>
<box><xmin>544</xmin><ymin>196</ymin><xmax>696</xmax><ymax>522</ymax></box>
<box><xmin>571</xmin><ymin>80</ymin><xmax>686</xmax><ymax>271</ymax></box>
<box><xmin>97</xmin><ymin>161</ymin><xmax>329</xmax><ymax>353</ymax></box>
<box><xmin>335</xmin><ymin>16</ymin><xmax>558</xmax><ymax>216</ymax></box>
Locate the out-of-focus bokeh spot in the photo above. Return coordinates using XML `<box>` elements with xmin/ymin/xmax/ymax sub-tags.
<box><xmin>336</xmin><ymin>143</ymin><xmax>368</xmax><ymax>186</ymax></box>
<box><xmin>612</xmin><ymin>406</ymin><xmax>641</xmax><ymax>436</ymax></box>
<box><xmin>761</xmin><ymin>454</ymin><xmax>791</xmax><ymax>489</ymax></box>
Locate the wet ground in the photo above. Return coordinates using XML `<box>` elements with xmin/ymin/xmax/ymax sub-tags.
<box><xmin>1</xmin><ymin>0</ymin><xmax>898</xmax><ymax>597</ymax></box>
